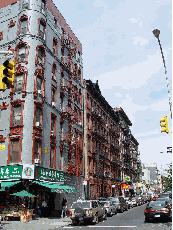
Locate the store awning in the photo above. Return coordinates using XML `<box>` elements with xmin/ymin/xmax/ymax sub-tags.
<box><xmin>1</xmin><ymin>181</ymin><xmax>21</xmax><ymax>188</ymax></box>
<box><xmin>33</xmin><ymin>181</ymin><xmax>77</xmax><ymax>193</ymax></box>
<box><xmin>11</xmin><ymin>190</ymin><xmax>36</xmax><ymax>197</ymax></box>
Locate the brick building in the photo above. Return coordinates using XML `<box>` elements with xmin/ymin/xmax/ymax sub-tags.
<box><xmin>0</xmin><ymin>0</ymin><xmax>84</xmax><ymax>214</ymax></box>
<box><xmin>83</xmin><ymin>80</ymin><xmax>140</xmax><ymax>199</ymax></box>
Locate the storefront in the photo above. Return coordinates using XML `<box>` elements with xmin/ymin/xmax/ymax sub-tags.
<box><xmin>0</xmin><ymin>164</ymin><xmax>77</xmax><ymax>218</ymax></box>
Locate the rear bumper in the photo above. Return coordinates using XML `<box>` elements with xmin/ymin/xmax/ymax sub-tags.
<box><xmin>145</xmin><ymin>212</ymin><xmax>171</xmax><ymax>219</ymax></box>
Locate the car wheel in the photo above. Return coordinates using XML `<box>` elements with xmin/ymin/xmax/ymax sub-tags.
<box><xmin>145</xmin><ymin>217</ymin><xmax>149</xmax><ymax>222</ymax></box>
<box><xmin>115</xmin><ymin>209</ymin><xmax>118</xmax><ymax>215</ymax></box>
<box><xmin>103</xmin><ymin>211</ymin><xmax>107</xmax><ymax>220</ymax></box>
<box><xmin>120</xmin><ymin>207</ymin><xmax>124</xmax><ymax>213</ymax></box>
<box><xmin>72</xmin><ymin>220</ymin><xmax>78</xmax><ymax>226</ymax></box>
<box><xmin>125</xmin><ymin>206</ymin><xmax>128</xmax><ymax>211</ymax></box>
<box><xmin>93</xmin><ymin>214</ymin><xmax>99</xmax><ymax>224</ymax></box>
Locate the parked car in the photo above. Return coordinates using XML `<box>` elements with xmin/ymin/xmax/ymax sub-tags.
<box><xmin>100</xmin><ymin>200</ymin><xmax>117</xmax><ymax>216</ymax></box>
<box><xmin>144</xmin><ymin>200</ymin><xmax>172</xmax><ymax>222</ymax></box>
<box><xmin>157</xmin><ymin>198</ymin><xmax>172</xmax><ymax>209</ymax></box>
<box><xmin>69</xmin><ymin>200</ymin><xmax>107</xmax><ymax>225</ymax></box>
<box><xmin>158</xmin><ymin>193</ymin><xmax>170</xmax><ymax>199</ymax></box>
<box><xmin>124</xmin><ymin>197</ymin><xmax>133</xmax><ymax>209</ymax></box>
<box><xmin>142</xmin><ymin>195</ymin><xmax>149</xmax><ymax>203</ymax></box>
<box><xmin>131</xmin><ymin>197</ymin><xmax>138</xmax><ymax>207</ymax></box>
<box><xmin>135</xmin><ymin>195</ymin><xmax>143</xmax><ymax>205</ymax></box>
<box><xmin>106</xmin><ymin>197</ymin><xmax>128</xmax><ymax>213</ymax></box>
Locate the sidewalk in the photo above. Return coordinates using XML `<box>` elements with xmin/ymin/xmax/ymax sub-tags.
<box><xmin>0</xmin><ymin>216</ymin><xmax>72</xmax><ymax>230</ymax></box>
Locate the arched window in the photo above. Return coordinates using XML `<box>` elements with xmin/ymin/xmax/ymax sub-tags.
<box><xmin>17</xmin><ymin>45</ymin><xmax>26</xmax><ymax>62</ymax></box>
<box><xmin>52</xmin><ymin>38</ymin><xmax>58</xmax><ymax>56</ymax></box>
<box><xmin>38</xmin><ymin>19</ymin><xmax>46</xmax><ymax>39</ymax></box>
<box><xmin>52</xmin><ymin>63</ymin><xmax>57</xmax><ymax>81</ymax></box>
<box><xmin>37</xmin><ymin>46</ymin><xmax>45</xmax><ymax>65</ymax></box>
<box><xmin>19</xmin><ymin>16</ymin><xmax>28</xmax><ymax>35</ymax></box>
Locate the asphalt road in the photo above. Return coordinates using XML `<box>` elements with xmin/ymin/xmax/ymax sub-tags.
<box><xmin>58</xmin><ymin>203</ymin><xmax>172</xmax><ymax>230</ymax></box>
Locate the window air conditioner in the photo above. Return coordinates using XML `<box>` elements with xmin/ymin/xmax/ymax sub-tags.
<box><xmin>38</xmin><ymin>90</ymin><xmax>42</xmax><ymax>94</ymax></box>
<box><xmin>36</xmin><ymin>122</ymin><xmax>40</xmax><ymax>127</ymax></box>
<box><xmin>53</xmin><ymin>75</ymin><xmax>56</xmax><ymax>81</ymax></box>
<box><xmin>34</xmin><ymin>159</ymin><xmax>40</xmax><ymax>164</ymax></box>
<box><xmin>52</xmin><ymin>102</ymin><xmax>56</xmax><ymax>107</ymax></box>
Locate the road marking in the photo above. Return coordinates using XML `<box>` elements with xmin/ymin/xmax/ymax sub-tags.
<box><xmin>87</xmin><ymin>226</ymin><xmax>137</xmax><ymax>228</ymax></box>
<box><xmin>63</xmin><ymin>227</ymin><xmax>74</xmax><ymax>228</ymax></box>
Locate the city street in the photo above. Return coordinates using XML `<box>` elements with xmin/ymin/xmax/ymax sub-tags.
<box><xmin>60</xmin><ymin>204</ymin><xmax>172</xmax><ymax>230</ymax></box>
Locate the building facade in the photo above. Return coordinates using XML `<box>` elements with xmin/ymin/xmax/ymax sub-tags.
<box><xmin>83</xmin><ymin>80</ymin><xmax>140</xmax><ymax>199</ymax></box>
<box><xmin>0</xmin><ymin>0</ymin><xmax>84</xmax><ymax>214</ymax></box>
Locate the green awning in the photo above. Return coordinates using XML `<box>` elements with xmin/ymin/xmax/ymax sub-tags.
<box><xmin>0</xmin><ymin>187</ymin><xmax>5</xmax><ymax>192</ymax></box>
<box><xmin>33</xmin><ymin>181</ymin><xmax>77</xmax><ymax>193</ymax></box>
<box><xmin>1</xmin><ymin>181</ymin><xmax>21</xmax><ymax>188</ymax></box>
<box><xmin>11</xmin><ymin>190</ymin><xmax>36</xmax><ymax>197</ymax></box>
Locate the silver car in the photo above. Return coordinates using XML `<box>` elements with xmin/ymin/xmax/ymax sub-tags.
<box><xmin>100</xmin><ymin>201</ymin><xmax>117</xmax><ymax>216</ymax></box>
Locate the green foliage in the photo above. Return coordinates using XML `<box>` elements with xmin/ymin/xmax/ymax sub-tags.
<box><xmin>162</xmin><ymin>163</ymin><xmax>172</xmax><ymax>190</ymax></box>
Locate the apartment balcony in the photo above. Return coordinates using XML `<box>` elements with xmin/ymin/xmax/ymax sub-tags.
<box><xmin>100</xmin><ymin>151</ymin><xmax>109</xmax><ymax>160</ymax></box>
<box><xmin>91</xmin><ymin>111</ymin><xmax>105</xmax><ymax>123</ymax></box>
<box><xmin>59</xmin><ymin>105</ymin><xmax>74</xmax><ymax>117</ymax></box>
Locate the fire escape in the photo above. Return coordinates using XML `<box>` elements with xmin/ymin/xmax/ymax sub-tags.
<box><xmin>59</xmin><ymin>31</ymin><xmax>82</xmax><ymax>180</ymax></box>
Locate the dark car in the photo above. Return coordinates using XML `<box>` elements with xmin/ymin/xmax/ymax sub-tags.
<box><xmin>106</xmin><ymin>197</ymin><xmax>128</xmax><ymax>213</ymax></box>
<box><xmin>144</xmin><ymin>200</ymin><xmax>172</xmax><ymax>222</ymax></box>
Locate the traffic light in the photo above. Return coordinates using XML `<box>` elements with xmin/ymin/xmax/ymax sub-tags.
<box><xmin>160</xmin><ymin>116</ymin><xmax>169</xmax><ymax>134</ymax></box>
<box><xmin>1</xmin><ymin>60</ymin><xmax>15</xmax><ymax>89</ymax></box>
<box><xmin>0</xmin><ymin>64</ymin><xmax>5</xmax><ymax>91</ymax></box>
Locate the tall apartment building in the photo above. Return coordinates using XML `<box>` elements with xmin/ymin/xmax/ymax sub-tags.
<box><xmin>0</xmin><ymin>0</ymin><xmax>83</xmax><ymax>214</ymax></box>
<box><xmin>83</xmin><ymin>80</ymin><xmax>140</xmax><ymax>199</ymax></box>
<box><xmin>83</xmin><ymin>80</ymin><xmax>121</xmax><ymax>199</ymax></box>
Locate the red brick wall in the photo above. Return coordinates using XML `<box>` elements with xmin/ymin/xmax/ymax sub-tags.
<box><xmin>46</xmin><ymin>0</ymin><xmax>82</xmax><ymax>53</ymax></box>
<box><xmin>0</xmin><ymin>0</ymin><xmax>18</xmax><ymax>8</ymax></box>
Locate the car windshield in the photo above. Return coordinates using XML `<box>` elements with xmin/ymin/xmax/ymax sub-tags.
<box><xmin>71</xmin><ymin>201</ymin><xmax>90</xmax><ymax>209</ymax></box>
<box><xmin>148</xmin><ymin>201</ymin><xmax>166</xmax><ymax>207</ymax></box>
<box><xmin>100</xmin><ymin>201</ymin><xmax>110</xmax><ymax>206</ymax></box>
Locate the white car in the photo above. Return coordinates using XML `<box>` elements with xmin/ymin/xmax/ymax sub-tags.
<box><xmin>124</xmin><ymin>197</ymin><xmax>133</xmax><ymax>209</ymax></box>
<box><xmin>131</xmin><ymin>197</ymin><xmax>137</xmax><ymax>207</ymax></box>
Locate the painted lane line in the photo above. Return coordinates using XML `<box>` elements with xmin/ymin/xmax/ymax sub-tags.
<box><xmin>87</xmin><ymin>226</ymin><xmax>137</xmax><ymax>228</ymax></box>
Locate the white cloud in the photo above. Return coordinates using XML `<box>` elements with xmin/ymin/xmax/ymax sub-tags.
<box><xmin>95</xmin><ymin>50</ymin><xmax>163</xmax><ymax>91</ymax></box>
<box><xmin>135</xmin><ymin>129</ymin><xmax>160</xmax><ymax>138</ymax></box>
<box><xmin>129</xmin><ymin>18</ymin><xmax>139</xmax><ymax>23</ymax></box>
<box><xmin>133</xmin><ymin>36</ymin><xmax>148</xmax><ymax>46</ymax></box>
<box><xmin>115</xmin><ymin>93</ymin><xmax>122</xmax><ymax>97</ymax></box>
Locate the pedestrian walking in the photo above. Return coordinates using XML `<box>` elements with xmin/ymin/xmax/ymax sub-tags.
<box><xmin>61</xmin><ymin>197</ymin><xmax>67</xmax><ymax>218</ymax></box>
<box><xmin>42</xmin><ymin>199</ymin><xmax>48</xmax><ymax>217</ymax></box>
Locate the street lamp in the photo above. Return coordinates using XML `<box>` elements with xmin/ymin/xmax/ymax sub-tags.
<box><xmin>152</xmin><ymin>29</ymin><xmax>172</xmax><ymax>119</ymax></box>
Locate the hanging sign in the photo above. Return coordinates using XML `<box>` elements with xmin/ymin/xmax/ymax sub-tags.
<box><xmin>35</xmin><ymin>166</ymin><xmax>64</xmax><ymax>182</ymax></box>
<box><xmin>22</xmin><ymin>164</ymin><xmax>34</xmax><ymax>179</ymax></box>
<box><xmin>121</xmin><ymin>184</ymin><xmax>129</xmax><ymax>189</ymax></box>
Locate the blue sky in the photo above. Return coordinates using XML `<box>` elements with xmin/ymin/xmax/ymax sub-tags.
<box><xmin>54</xmin><ymin>0</ymin><xmax>172</xmax><ymax>171</ymax></box>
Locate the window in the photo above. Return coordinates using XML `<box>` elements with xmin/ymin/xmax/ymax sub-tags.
<box><xmin>36</xmin><ymin>75</ymin><xmax>42</xmax><ymax>91</ymax></box>
<box><xmin>41</xmin><ymin>0</ymin><xmax>45</xmax><ymax>14</ymax></box>
<box><xmin>52</xmin><ymin>39</ymin><xmax>57</xmax><ymax>56</ymax></box>
<box><xmin>10</xmin><ymin>139</ymin><xmax>20</xmax><ymax>163</ymax></box>
<box><xmin>51</xmin><ymin>116</ymin><xmax>55</xmax><ymax>132</ymax></box>
<box><xmin>20</xmin><ymin>18</ymin><xmax>28</xmax><ymax>34</ymax></box>
<box><xmin>22</xmin><ymin>0</ymin><xmax>29</xmax><ymax>9</ymax></box>
<box><xmin>17</xmin><ymin>46</ymin><xmax>26</xmax><ymax>62</ymax></box>
<box><xmin>12</xmin><ymin>105</ymin><xmax>22</xmax><ymax>126</ymax></box>
<box><xmin>52</xmin><ymin>64</ymin><xmax>56</xmax><ymax>80</ymax></box>
<box><xmin>50</xmin><ymin>146</ymin><xmax>55</xmax><ymax>168</ymax></box>
<box><xmin>54</xmin><ymin>17</ymin><xmax>57</xmax><ymax>28</ymax></box>
<box><xmin>38</xmin><ymin>47</ymin><xmax>44</xmax><ymax>65</ymax></box>
<box><xmin>51</xmin><ymin>87</ymin><xmax>56</xmax><ymax>103</ymax></box>
<box><xmin>14</xmin><ymin>74</ymin><xmax>23</xmax><ymax>92</ymax></box>
<box><xmin>34</xmin><ymin>140</ymin><xmax>40</xmax><ymax>159</ymax></box>
<box><xmin>39</xmin><ymin>21</ymin><xmax>45</xmax><ymax>38</ymax></box>
<box><xmin>35</xmin><ymin>107</ymin><xmax>42</xmax><ymax>125</ymax></box>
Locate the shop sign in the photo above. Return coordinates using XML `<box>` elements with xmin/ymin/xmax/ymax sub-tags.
<box><xmin>121</xmin><ymin>184</ymin><xmax>129</xmax><ymax>189</ymax></box>
<box><xmin>22</xmin><ymin>164</ymin><xmax>34</xmax><ymax>179</ymax></box>
<box><xmin>44</xmin><ymin>148</ymin><xmax>48</xmax><ymax>153</ymax></box>
<box><xmin>0</xmin><ymin>165</ymin><xmax>22</xmax><ymax>180</ymax></box>
<box><xmin>35</xmin><ymin>167</ymin><xmax>64</xmax><ymax>182</ymax></box>
<box><xmin>125</xmin><ymin>176</ymin><xmax>130</xmax><ymax>181</ymax></box>
<box><xmin>0</xmin><ymin>144</ymin><xmax>5</xmax><ymax>151</ymax></box>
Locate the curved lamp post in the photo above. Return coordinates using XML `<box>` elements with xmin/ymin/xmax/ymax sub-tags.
<box><xmin>152</xmin><ymin>29</ymin><xmax>172</xmax><ymax>119</ymax></box>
